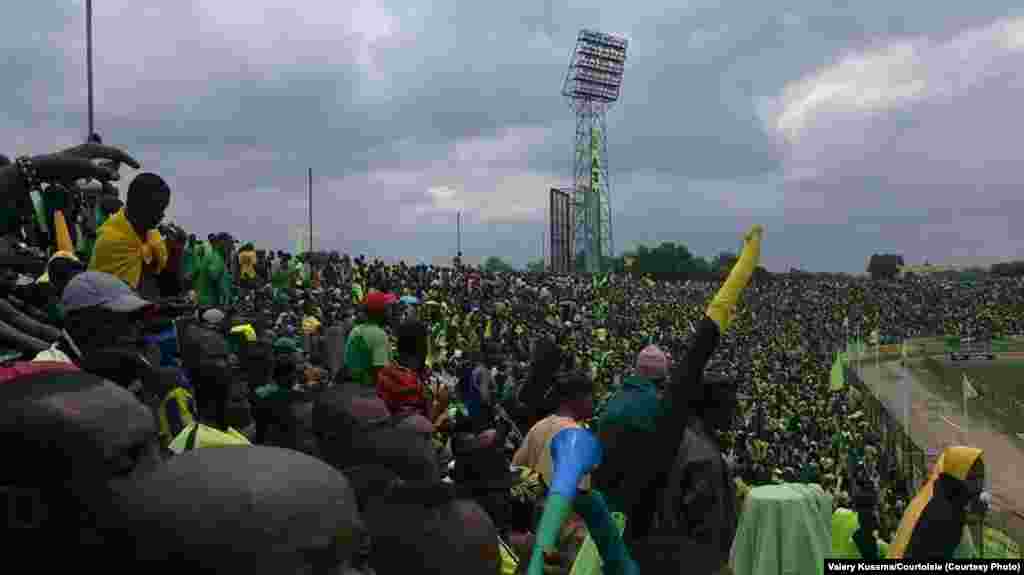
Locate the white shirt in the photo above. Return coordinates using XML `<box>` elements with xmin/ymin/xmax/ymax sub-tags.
<box><xmin>32</xmin><ymin>331</ymin><xmax>83</xmax><ymax>365</ymax></box>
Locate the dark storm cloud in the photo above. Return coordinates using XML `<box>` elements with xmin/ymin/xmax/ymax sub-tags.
<box><xmin>3</xmin><ymin>1</ymin><xmax>1023</xmax><ymax>271</ymax></box>
<box><xmin>763</xmin><ymin>12</ymin><xmax>1024</xmax><ymax>269</ymax></box>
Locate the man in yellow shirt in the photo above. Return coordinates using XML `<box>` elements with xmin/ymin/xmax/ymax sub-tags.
<box><xmin>90</xmin><ymin>173</ymin><xmax>170</xmax><ymax>296</ymax></box>
<box><xmin>237</xmin><ymin>243</ymin><xmax>258</xmax><ymax>290</ymax></box>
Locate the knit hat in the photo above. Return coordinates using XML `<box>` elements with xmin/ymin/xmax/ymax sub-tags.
<box><xmin>636</xmin><ymin>344</ymin><xmax>669</xmax><ymax>378</ymax></box>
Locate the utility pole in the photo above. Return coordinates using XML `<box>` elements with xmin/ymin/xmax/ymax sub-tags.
<box><xmin>86</xmin><ymin>0</ymin><xmax>94</xmax><ymax>138</ymax></box>
<box><xmin>457</xmin><ymin>211</ymin><xmax>462</xmax><ymax>257</ymax></box>
<box><xmin>307</xmin><ymin>168</ymin><xmax>313</xmax><ymax>255</ymax></box>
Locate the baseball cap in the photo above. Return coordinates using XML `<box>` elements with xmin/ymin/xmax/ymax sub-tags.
<box><xmin>61</xmin><ymin>271</ymin><xmax>154</xmax><ymax>314</ymax></box>
<box><xmin>364</xmin><ymin>292</ymin><xmax>398</xmax><ymax>314</ymax></box>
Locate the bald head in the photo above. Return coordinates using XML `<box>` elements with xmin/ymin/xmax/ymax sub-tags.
<box><xmin>364</xmin><ymin>495</ymin><xmax>499</xmax><ymax>575</ymax></box>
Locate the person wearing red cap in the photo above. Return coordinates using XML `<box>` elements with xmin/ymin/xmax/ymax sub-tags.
<box><xmin>344</xmin><ymin>291</ymin><xmax>397</xmax><ymax>387</ymax></box>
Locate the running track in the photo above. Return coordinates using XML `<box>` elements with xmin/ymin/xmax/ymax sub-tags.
<box><xmin>856</xmin><ymin>360</ymin><xmax>1024</xmax><ymax>535</ymax></box>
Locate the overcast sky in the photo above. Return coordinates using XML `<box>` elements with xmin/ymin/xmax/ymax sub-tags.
<box><xmin>5</xmin><ymin>1</ymin><xmax>1024</xmax><ymax>271</ymax></box>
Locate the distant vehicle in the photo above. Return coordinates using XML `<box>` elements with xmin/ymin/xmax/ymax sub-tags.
<box><xmin>949</xmin><ymin>339</ymin><xmax>996</xmax><ymax>361</ymax></box>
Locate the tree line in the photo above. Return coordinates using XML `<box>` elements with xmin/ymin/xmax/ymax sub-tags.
<box><xmin>868</xmin><ymin>253</ymin><xmax>1024</xmax><ymax>280</ymax></box>
<box><xmin>492</xmin><ymin>247</ymin><xmax>1024</xmax><ymax>281</ymax></box>
<box><xmin>493</xmin><ymin>241</ymin><xmax>769</xmax><ymax>282</ymax></box>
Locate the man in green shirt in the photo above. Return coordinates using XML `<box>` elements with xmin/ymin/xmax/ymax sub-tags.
<box><xmin>345</xmin><ymin>291</ymin><xmax>397</xmax><ymax>387</ymax></box>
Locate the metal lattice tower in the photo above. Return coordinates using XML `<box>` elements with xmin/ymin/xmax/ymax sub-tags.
<box><xmin>562</xmin><ymin>29</ymin><xmax>628</xmax><ymax>273</ymax></box>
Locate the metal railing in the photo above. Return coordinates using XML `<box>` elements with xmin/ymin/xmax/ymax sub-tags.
<box><xmin>846</xmin><ymin>353</ymin><xmax>1024</xmax><ymax>553</ymax></box>
<box><xmin>845</xmin><ymin>365</ymin><xmax>930</xmax><ymax>498</ymax></box>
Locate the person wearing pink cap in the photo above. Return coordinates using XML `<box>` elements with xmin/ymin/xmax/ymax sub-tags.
<box><xmin>588</xmin><ymin>225</ymin><xmax>764</xmax><ymax>573</ymax></box>
<box><xmin>344</xmin><ymin>291</ymin><xmax>397</xmax><ymax>387</ymax></box>
<box><xmin>635</xmin><ymin>344</ymin><xmax>670</xmax><ymax>385</ymax></box>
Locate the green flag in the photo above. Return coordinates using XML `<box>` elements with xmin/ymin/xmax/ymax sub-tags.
<box><xmin>830</xmin><ymin>352</ymin><xmax>847</xmax><ymax>391</ymax></box>
<box><xmin>992</xmin><ymin>337</ymin><xmax>1009</xmax><ymax>353</ymax></box>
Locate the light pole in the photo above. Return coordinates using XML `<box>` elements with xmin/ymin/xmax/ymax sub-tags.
<box><xmin>561</xmin><ymin>29</ymin><xmax>628</xmax><ymax>274</ymax></box>
<box><xmin>308</xmin><ymin>168</ymin><xmax>313</xmax><ymax>255</ymax></box>
<box><xmin>457</xmin><ymin>211</ymin><xmax>462</xmax><ymax>258</ymax></box>
<box><xmin>86</xmin><ymin>0</ymin><xmax>94</xmax><ymax>138</ymax></box>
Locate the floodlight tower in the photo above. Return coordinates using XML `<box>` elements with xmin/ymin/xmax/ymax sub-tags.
<box><xmin>562</xmin><ymin>29</ymin><xmax>628</xmax><ymax>274</ymax></box>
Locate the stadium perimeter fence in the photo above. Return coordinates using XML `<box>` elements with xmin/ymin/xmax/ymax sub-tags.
<box><xmin>853</xmin><ymin>337</ymin><xmax>1024</xmax><ymax>426</ymax></box>
<box><xmin>846</xmin><ymin>347</ymin><xmax>1024</xmax><ymax>551</ymax></box>
<box><xmin>845</xmin><ymin>365</ymin><xmax>930</xmax><ymax>499</ymax></box>
<box><xmin>920</xmin><ymin>338</ymin><xmax>1024</xmax><ymax>423</ymax></box>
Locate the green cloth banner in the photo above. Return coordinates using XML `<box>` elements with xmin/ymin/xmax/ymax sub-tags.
<box><xmin>830</xmin><ymin>352</ymin><xmax>848</xmax><ymax>391</ymax></box>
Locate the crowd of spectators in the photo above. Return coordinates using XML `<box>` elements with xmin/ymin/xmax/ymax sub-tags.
<box><xmin>0</xmin><ymin>142</ymin><xmax>1015</xmax><ymax>572</ymax></box>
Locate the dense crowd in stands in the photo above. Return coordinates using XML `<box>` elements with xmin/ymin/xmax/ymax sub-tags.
<box><xmin>0</xmin><ymin>141</ymin><xmax>1013</xmax><ymax>573</ymax></box>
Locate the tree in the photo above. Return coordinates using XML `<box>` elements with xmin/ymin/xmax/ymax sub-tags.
<box><xmin>526</xmin><ymin>259</ymin><xmax>545</xmax><ymax>273</ymax></box>
<box><xmin>991</xmin><ymin>261</ymin><xmax>1024</xmax><ymax>277</ymax></box>
<box><xmin>574</xmin><ymin>251</ymin><xmax>587</xmax><ymax>274</ymax></box>
<box><xmin>867</xmin><ymin>254</ymin><xmax>904</xmax><ymax>280</ymax></box>
<box><xmin>559</xmin><ymin>240</ymin><xmax>765</xmax><ymax>281</ymax></box>
<box><xmin>609</xmin><ymin>241</ymin><xmax>715</xmax><ymax>280</ymax></box>
<box><xmin>712</xmin><ymin>251</ymin><xmax>739</xmax><ymax>274</ymax></box>
<box><xmin>483</xmin><ymin>256</ymin><xmax>515</xmax><ymax>273</ymax></box>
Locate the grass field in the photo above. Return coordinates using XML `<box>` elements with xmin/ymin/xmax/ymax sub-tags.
<box><xmin>852</xmin><ymin>340</ymin><xmax>1024</xmax><ymax>554</ymax></box>
<box><xmin>918</xmin><ymin>357</ymin><xmax>1024</xmax><ymax>441</ymax></box>
<box><xmin>857</xmin><ymin>334</ymin><xmax>1024</xmax><ymax>438</ymax></box>
<box><xmin>910</xmin><ymin>354</ymin><xmax>1024</xmax><ymax>555</ymax></box>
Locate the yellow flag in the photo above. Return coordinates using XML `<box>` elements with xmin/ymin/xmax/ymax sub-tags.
<box><xmin>829</xmin><ymin>353</ymin><xmax>847</xmax><ymax>391</ymax></box>
<box><xmin>53</xmin><ymin>210</ymin><xmax>74</xmax><ymax>253</ymax></box>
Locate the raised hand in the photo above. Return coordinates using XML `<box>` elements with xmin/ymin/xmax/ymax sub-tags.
<box><xmin>56</xmin><ymin>142</ymin><xmax>141</xmax><ymax>170</ymax></box>
<box><xmin>21</xmin><ymin>155</ymin><xmax>119</xmax><ymax>185</ymax></box>
<box><xmin>744</xmin><ymin>224</ymin><xmax>765</xmax><ymax>244</ymax></box>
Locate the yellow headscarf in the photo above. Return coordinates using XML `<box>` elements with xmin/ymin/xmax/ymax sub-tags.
<box><xmin>888</xmin><ymin>446</ymin><xmax>983</xmax><ymax>558</ymax></box>
<box><xmin>302</xmin><ymin>315</ymin><xmax>322</xmax><ymax>336</ymax></box>
<box><xmin>237</xmin><ymin>249</ymin><xmax>257</xmax><ymax>280</ymax></box>
<box><xmin>230</xmin><ymin>324</ymin><xmax>257</xmax><ymax>343</ymax></box>
<box><xmin>89</xmin><ymin>208</ymin><xmax>168</xmax><ymax>289</ymax></box>
<box><xmin>36</xmin><ymin>250</ymin><xmax>80</xmax><ymax>284</ymax></box>
<box><xmin>53</xmin><ymin>210</ymin><xmax>75</xmax><ymax>253</ymax></box>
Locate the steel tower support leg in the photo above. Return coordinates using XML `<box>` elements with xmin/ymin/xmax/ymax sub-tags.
<box><xmin>597</xmin><ymin>113</ymin><xmax>612</xmax><ymax>267</ymax></box>
<box><xmin>573</xmin><ymin>106</ymin><xmax>591</xmax><ymax>273</ymax></box>
<box><xmin>569</xmin><ymin>99</ymin><xmax>614</xmax><ymax>274</ymax></box>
